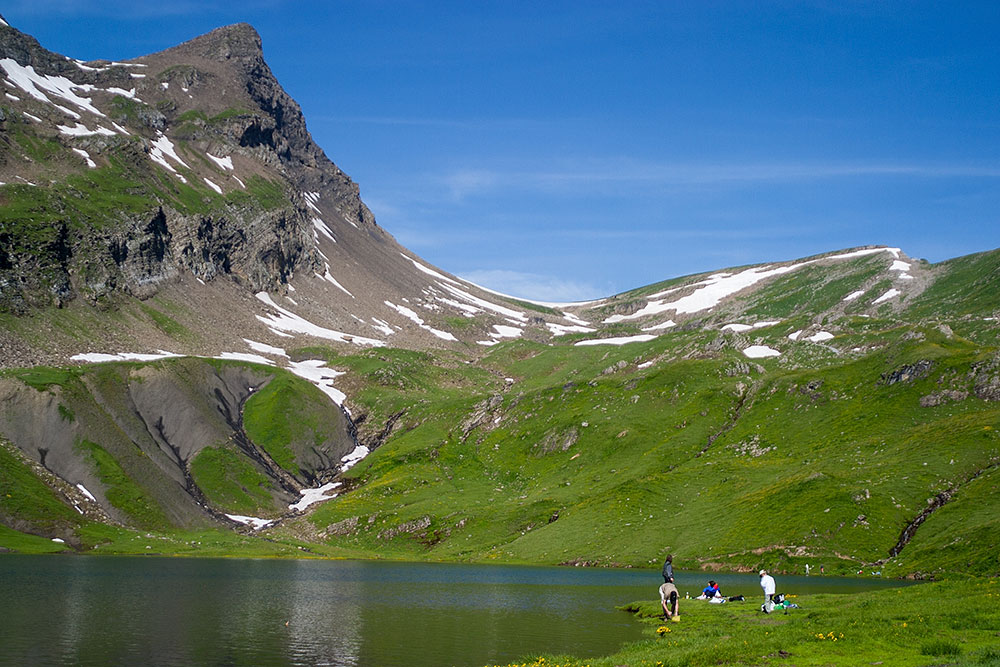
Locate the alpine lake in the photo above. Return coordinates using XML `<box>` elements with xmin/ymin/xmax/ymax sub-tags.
<box><xmin>0</xmin><ymin>555</ymin><xmax>915</xmax><ymax>666</ymax></box>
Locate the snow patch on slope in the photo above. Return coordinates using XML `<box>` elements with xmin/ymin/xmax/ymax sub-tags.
<box><xmin>207</xmin><ymin>153</ymin><xmax>233</xmax><ymax>170</ymax></box>
<box><xmin>438</xmin><ymin>282</ymin><xmax>527</xmax><ymax>322</ymax></box>
<box><xmin>0</xmin><ymin>58</ymin><xmax>104</xmax><ymax>118</ymax></box>
<box><xmin>243</xmin><ymin>339</ymin><xmax>288</xmax><ymax>357</ymax></box>
<box><xmin>72</xmin><ymin>147</ymin><xmax>96</xmax><ymax>168</ymax></box>
<box><xmin>317</xmin><ymin>265</ymin><xmax>353</xmax><ymax>297</ymax></box>
<box><xmin>71</xmin><ymin>351</ymin><xmax>181</xmax><ymax>363</ymax></box>
<box><xmin>370</xmin><ymin>318</ymin><xmax>395</xmax><ymax>336</ymax></box>
<box><xmin>402</xmin><ymin>253</ymin><xmax>463</xmax><ymax>286</ymax></box>
<box><xmin>843</xmin><ymin>290</ymin><xmax>865</xmax><ymax>302</ymax></box>
<box><xmin>385</xmin><ymin>301</ymin><xmax>457</xmax><ymax>341</ymax></box>
<box><xmin>255</xmin><ymin>292</ymin><xmax>384</xmax><ymax>347</ymax></box>
<box><xmin>547</xmin><ymin>322</ymin><xmax>596</xmax><ymax>336</ymax></box>
<box><xmin>873</xmin><ymin>288</ymin><xmax>901</xmax><ymax>304</ymax></box>
<box><xmin>722</xmin><ymin>321</ymin><xmax>780</xmax><ymax>333</ymax></box>
<box><xmin>743</xmin><ymin>345</ymin><xmax>781</xmax><ymax>358</ymax></box>
<box><xmin>340</xmin><ymin>446</ymin><xmax>370</xmax><ymax>471</ymax></box>
<box><xmin>575</xmin><ymin>334</ymin><xmax>657</xmax><ymax>346</ymax></box>
<box><xmin>287</xmin><ymin>359</ymin><xmax>349</xmax><ymax>410</ymax></box>
<box><xmin>290</xmin><ymin>482</ymin><xmax>341</xmax><ymax>512</ymax></box>
<box><xmin>217</xmin><ymin>352</ymin><xmax>274</xmax><ymax>365</ymax></box>
<box><xmin>642</xmin><ymin>320</ymin><xmax>677</xmax><ymax>332</ymax></box>
<box><xmin>226</xmin><ymin>514</ymin><xmax>275</xmax><ymax>530</ymax></box>
<box><xmin>807</xmin><ymin>331</ymin><xmax>834</xmax><ymax>343</ymax></box>
<box><xmin>402</xmin><ymin>252</ymin><xmax>530</xmax><ymax>322</ymax></box>
<box><xmin>58</xmin><ymin>122</ymin><xmax>115</xmax><ymax>137</ymax></box>
<box><xmin>485</xmin><ymin>324</ymin><xmax>523</xmax><ymax>343</ymax></box>
<box><xmin>149</xmin><ymin>134</ymin><xmax>188</xmax><ymax>180</ymax></box>
<box><xmin>312</xmin><ymin>217</ymin><xmax>336</xmax><ymax>242</ymax></box>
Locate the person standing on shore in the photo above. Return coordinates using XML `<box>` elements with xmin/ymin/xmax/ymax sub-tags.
<box><xmin>661</xmin><ymin>554</ymin><xmax>674</xmax><ymax>583</ymax></box>
<box><xmin>759</xmin><ymin>569</ymin><xmax>776</xmax><ymax>613</ymax></box>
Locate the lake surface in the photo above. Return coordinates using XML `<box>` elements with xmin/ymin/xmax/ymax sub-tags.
<box><xmin>0</xmin><ymin>556</ymin><xmax>914</xmax><ymax>666</ymax></box>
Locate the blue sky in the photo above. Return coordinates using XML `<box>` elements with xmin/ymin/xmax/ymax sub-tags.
<box><xmin>5</xmin><ymin>1</ymin><xmax>999</xmax><ymax>300</ymax></box>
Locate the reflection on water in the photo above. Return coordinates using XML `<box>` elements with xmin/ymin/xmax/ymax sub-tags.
<box><xmin>0</xmin><ymin>556</ymin><xmax>915</xmax><ymax>666</ymax></box>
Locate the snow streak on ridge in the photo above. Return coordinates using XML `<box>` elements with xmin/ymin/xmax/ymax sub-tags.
<box><xmin>604</xmin><ymin>247</ymin><xmax>901</xmax><ymax>323</ymax></box>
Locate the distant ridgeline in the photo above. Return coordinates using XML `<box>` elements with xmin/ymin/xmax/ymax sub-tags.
<box><xmin>0</xmin><ymin>16</ymin><xmax>998</xmax><ymax>577</ymax></box>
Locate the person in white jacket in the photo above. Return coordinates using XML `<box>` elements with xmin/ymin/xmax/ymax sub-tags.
<box><xmin>759</xmin><ymin>569</ymin><xmax>776</xmax><ymax>612</ymax></box>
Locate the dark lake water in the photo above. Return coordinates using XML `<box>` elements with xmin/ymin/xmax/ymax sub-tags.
<box><xmin>0</xmin><ymin>556</ymin><xmax>914</xmax><ymax>666</ymax></box>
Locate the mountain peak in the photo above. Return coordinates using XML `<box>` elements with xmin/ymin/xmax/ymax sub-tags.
<box><xmin>158</xmin><ymin>22</ymin><xmax>263</xmax><ymax>64</ymax></box>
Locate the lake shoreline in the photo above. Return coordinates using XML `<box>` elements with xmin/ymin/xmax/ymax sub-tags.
<box><xmin>2</xmin><ymin>522</ymin><xmax>943</xmax><ymax>582</ymax></box>
<box><xmin>495</xmin><ymin>577</ymin><xmax>996</xmax><ymax>667</ymax></box>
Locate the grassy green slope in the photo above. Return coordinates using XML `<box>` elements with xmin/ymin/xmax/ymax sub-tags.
<box><xmin>74</xmin><ymin>438</ymin><xmax>171</xmax><ymax>529</ymax></box>
<box><xmin>242</xmin><ymin>371</ymin><xmax>352</xmax><ymax>477</ymax></box>
<box><xmin>0</xmin><ymin>439</ymin><xmax>81</xmax><ymax>532</ymax></box>
<box><xmin>190</xmin><ymin>443</ymin><xmax>281</xmax><ymax>515</ymax></box>
<box><xmin>737</xmin><ymin>254</ymin><xmax>887</xmax><ymax>322</ymax></box>
<box><xmin>0</xmin><ymin>358</ymin><xmax>349</xmax><ymax>550</ymax></box>
<box><xmin>903</xmin><ymin>249</ymin><xmax>1000</xmax><ymax>347</ymax></box>
<box><xmin>288</xmin><ymin>318</ymin><xmax>999</xmax><ymax>578</ymax></box>
<box><xmin>3</xmin><ymin>247</ymin><xmax>999</xmax><ymax>575</ymax></box>
<box><xmin>689</xmin><ymin>335</ymin><xmax>1000</xmax><ymax>576</ymax></box>
<box><xmin>906</xmin><ymin>249</ymin><xmax>1000</xmax><ymax>319</ymax></box>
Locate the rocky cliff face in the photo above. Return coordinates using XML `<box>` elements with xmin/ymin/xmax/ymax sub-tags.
<box><xmin>0</xmin><ymin>21</ymin><xmax>373</xmax><ymax>311</ymax></box>
<box><xmin>151</xmin><ymin>23</ymin><xmax>377</xmax><ymax>225</ymax></box>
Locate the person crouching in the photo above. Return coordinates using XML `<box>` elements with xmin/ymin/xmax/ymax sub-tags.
<box><xmin>660</xmin><ymin>581</ymin><xmax>680</xmax><ymax>622</ymax></box>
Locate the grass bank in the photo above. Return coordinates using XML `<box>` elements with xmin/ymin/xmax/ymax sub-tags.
<box><xmin>487</xmin><ymin>579</ymin><xmax>1000</xmax><ymax>667</ymax></box>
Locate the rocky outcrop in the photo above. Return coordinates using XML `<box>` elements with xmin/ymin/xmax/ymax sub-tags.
<box><xmin>326</xmin><ymin>515</ymin><xmax>360</xmax><ymax>536</ymax></box>
<box><xmin>971</xmin><ymin>356</ymin><xmax>1000</xmax><ymax>401</ymax></box>
<box><xmin>3</xmin><ymin>202</ymin><xmax>320</xmax><ymax>308</ymax></box>
<box><xmin>461</xmin><ymin>394</ymin><xmax>504</xmax><ymax>440</ymax></box>
<box><xmin>0</xmin><ymin>21</ymin><xmax>361</xmax><ymax>312</ymax></box>
<box><xmin>880</xmin><ymin>360</ymin><xmax>933</xmax><ymax>386</ymax></box>
<box><xmin>152</xmin><ymin>23</ymin><xmax>379</xmax><ymax>231</ymax></box>
<box><xmin>920</xmin><ymin>390</ymin><xmax>968</xmax><ymax>407</ymax></box>
<box><xmin>378</xmin><ymin>515</ymin><xmax>431</xmax><ymax>541</ymax></box>
<box><xmin>533</xmin><ymin>427</ymin><xmax>579</xmax><ymax>455</ymax></box>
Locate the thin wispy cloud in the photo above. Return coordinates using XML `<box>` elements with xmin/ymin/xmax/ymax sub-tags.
<box><xmin>359</xmin><ymin>196</ymin><xmax>403</xmax><ymax>219</ymax></box>
<box><xmin>435</xmin><ymin>160</ymin><xmax>1000</xmax><ymax>198</ymax></box>
<box><xmin>442</xmin><ymin>169</ymin><xmax>501</xmax><ymax>201</ymax></box>
<box><xmin>309</xmin><ymin>114</ymin><xmax>556</xmax><ymax>129</ymax></box>
<box><xmin>313</xmin><ymin>116</ymin><xmax>479</xmax><ymax>128</ymax></box>
<box><xmin>458</xmin><ymin>269</ymin><xmax>607</xmax><ymax>303</ymax></box>
<box><xmin>395</xmin><ymin>223</ymin><xmax>817</xmax><ymax>247</ymax></box>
